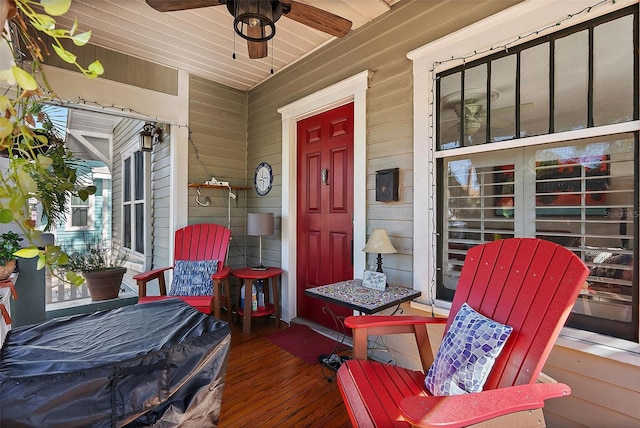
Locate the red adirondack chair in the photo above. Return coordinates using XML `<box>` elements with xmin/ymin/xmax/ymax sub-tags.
<box><xmin>134</xmin><ymin>223</ymin><xmax>232</xmax><ymax>320</ymax></box>
<box><xmin>337</xmin><ymin>238</ymin><xmax>589</xmax><ymax>427</ymax></box>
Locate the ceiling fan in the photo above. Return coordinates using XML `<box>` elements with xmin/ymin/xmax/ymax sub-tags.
<box><xmin>441</xmin><ymin>90</ymin><xmax>533</xmax><ymax>135</ymax></box>
<box><xmin>146</xmin><ymin>0</ymin><xmax>353</xmax><ymax>59</ymax></box>
<box><xmin>441</xmin><ymin>91</ymin><xmax>497</xmax><ymax>135</ymax></box>
<box><xmin>453</xmin><ymin>102</ymin><xmax>485</xmax><ymax>135</ymax></box>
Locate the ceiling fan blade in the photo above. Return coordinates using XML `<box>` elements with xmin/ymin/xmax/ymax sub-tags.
<box><xmin>281</xmin><ymin>0</ymin><xmax>352</xmax><ymax>38</ymax></box>
<box><xmin>247</xmin><ymin>41</ymin><xmax>268</xmax><ymax>59</ymax></box>
<box><xmin>146</xmin><ymin>0</ymin><xmax>224</xmax><ymax>12</ymax></box>
<box><xmin>491</xmin><ymin>102</ymin><xmax>535</xmax><ymax>117</ymax></box>
<box><xmin>246</xmin><ymin>26</ymin><xmax>268</xmax><ymax>59</ymax></box>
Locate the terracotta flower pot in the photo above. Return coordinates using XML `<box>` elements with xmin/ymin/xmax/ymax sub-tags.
<box><xmin>0</xmin><ymin>259</ymin><xmax>16</xmax><ymax>281</ymax></box>
<box><xmin>83</xmin><ymin>267</ymin><xmax>127</xmax><ymax>301</ymax></box>
<box><xmin>0</xmin><ymin>1</ymin><xmax>17</xmax><ymax>33</ymax></box>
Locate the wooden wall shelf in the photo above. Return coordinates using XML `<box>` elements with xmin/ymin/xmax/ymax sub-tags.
<box><xmin>188</xmin><ymin>183</ymin><xmax>250</xmax><ymax>191</ymax></box>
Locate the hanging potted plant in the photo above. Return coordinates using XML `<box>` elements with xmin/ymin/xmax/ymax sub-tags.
<box><xmin>0</xmin><ymin>0</ymin><xmax>104</xmax><ymax>285</ymax></box>
<box><xmin>0</xmin><ymin>231</ymin><xmax>22</xmax><ymax>280</ymax></box>
<box><xmin>62</xmin><ymin>241</ymin><xmax>126</xmax><ymax>301</ymax></box>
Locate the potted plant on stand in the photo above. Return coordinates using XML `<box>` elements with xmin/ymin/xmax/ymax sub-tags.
<box><xmin>63</xmin><ymin>242</ymin><xmax>127</xmax><ymax>301</ymax></box>
<box><xmin>0</xmin><ymin>231</ymin><xmax>22</xmax><ymax>280</ymax></box>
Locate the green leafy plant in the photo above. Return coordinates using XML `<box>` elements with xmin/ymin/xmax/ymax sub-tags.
<box><xmin>63</xmin><ymin>239</ymin><xmax>125</xmax><ymax>272</ymax></box>
<box><xmin>0</xmin><ymin>231</ymin><xmax>23</xmax><ymax>265</ymax></box>
<box><xmin>0</xmin><ymin>0</ymin><xmax>104</xmax><ymax>282</ymax></box>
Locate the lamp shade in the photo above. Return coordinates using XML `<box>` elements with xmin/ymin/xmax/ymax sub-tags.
<box><xmin>363</xmin><ymin>228</ymin><xmax>397</xmax><ymax>254</ymax></box>
<box><xmin>247</xmin><ymin>212</ymin><xmax>274</xmax><ymax>236</ymax></box>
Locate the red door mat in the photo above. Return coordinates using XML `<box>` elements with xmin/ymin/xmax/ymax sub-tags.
<box><xmin>266</xmin><ymin>323</ymin><xmax>347</xmax><ymax>365</ymax></box>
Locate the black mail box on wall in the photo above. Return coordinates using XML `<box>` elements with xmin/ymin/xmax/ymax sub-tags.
<box><xmin>376</xmin><ymin>168</ymin><xmax>399</xmax><ymax>202</ymax></box>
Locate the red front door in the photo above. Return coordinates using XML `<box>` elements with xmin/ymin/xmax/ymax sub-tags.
<box><xmin>296</xmin><ymin>103</ymin><xmax>354</xmax><ymax>330</ymax></box>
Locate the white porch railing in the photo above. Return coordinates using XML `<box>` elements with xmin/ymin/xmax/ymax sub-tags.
<box><xmin>46</xmin><ymin>269</ymin><xmax>90</xmax><ymax>304</ymax></box>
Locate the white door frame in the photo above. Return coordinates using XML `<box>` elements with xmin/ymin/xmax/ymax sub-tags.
<box><xmin>278</xmin><ymin>70</ymin><xmax>370</xmax><ymax>323</ymax></box>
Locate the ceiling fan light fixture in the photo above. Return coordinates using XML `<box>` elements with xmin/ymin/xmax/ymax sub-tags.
<box><xmin>463</xmin><ymin>118</ymin><xmax>483</xmax><ymax>136</ymax></box>
<box><xmin>232</xmin><ymin>0</ymin><xmax>282</xmax><ymax>42</ymax></box>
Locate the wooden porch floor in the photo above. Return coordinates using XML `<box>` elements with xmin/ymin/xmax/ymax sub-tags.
<box><xmin>219</xmin><ymin>317</ymin><xmax>352</xmax><ymax>428</ymax></box>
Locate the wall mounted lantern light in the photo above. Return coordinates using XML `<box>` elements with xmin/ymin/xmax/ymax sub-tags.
<box><xmin>139</xmin><ymin>123</ymin><xmax>162</xmax><ymax>152</ymax></box>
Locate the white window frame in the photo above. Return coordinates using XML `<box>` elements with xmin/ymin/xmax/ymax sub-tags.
<box><xmin>409</xmin><ymin>0</ymin><xmax>640</xmax><ymax>357</ymax></box>
<box><xmin>121</xmin><ymin>141</ymin><xmax>151</xmax><ymax>258</ymax></box>
<box><xmin>65</xmin><ymin>192</ymin><xmax>94</xmax><ymax>231</ymax></box>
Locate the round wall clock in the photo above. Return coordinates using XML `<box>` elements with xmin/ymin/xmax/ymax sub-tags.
<box><xmin>254</xmin><ymin>162</ymin><xmax>273</xmax><ymax>196</ymax></box>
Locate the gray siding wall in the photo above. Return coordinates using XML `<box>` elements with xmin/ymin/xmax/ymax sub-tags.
<box><xmin>544</xmin><ymin>341</ymin><xmax>640</xmax><ymax>427</ymax></box>
<box><xmin>188</xmin><ymin>75</ymin><xmax>248</xmax><ymax>268</ymax></box>
<box><xmin>246</xmin><ymin>0</ymin><xmax>521</xmax><ymax>284</ymax></box>
<box><xmin>46</xmin><ymin>38</ymin><xmax>178</xmax><ymax>95</ymax></box>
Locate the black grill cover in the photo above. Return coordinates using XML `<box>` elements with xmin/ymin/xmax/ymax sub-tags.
<box><xmin>0</xmin><ymin>299</ymin><xmax>230</xmax><ymax>427</ymax></box>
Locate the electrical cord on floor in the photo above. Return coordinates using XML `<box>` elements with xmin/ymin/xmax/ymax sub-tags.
<box><xmin>320</xmin><ymin>357</ymin><xmax>337</xmax><ymax>382</ymax></box>
<box><xmin>318</xmin><ymin>353</ymin><xmax>351</xmax><ymax>383</ymax></box>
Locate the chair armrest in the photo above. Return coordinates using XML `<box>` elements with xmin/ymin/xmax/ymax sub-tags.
<box><xmin>132</xmin><ymin>266</ymin><xmax>172</xmax><ymax>282</ymax></box>
<box><xmin>133</xmin><ymin>266</ymin><xmax>172</xmax><ymax>297</ymax></box>
<box><xmin>399</xmin><ymin>382</ymin><xmax>571</xmax><ymax>428</ymax></box>
<box><xmin>212</xmin><ymin>266</ymin><xmax>231</xmax><ymax>280</ymax></box>
<box><xmin>345</xmin><ymin>315</ymin><xmax>447</xmax><ymax>329</ymax></box>
<box><xmin>346</xmin><ymin>315</ymin><xmax>446</xmax><ymax>371</ymax></box>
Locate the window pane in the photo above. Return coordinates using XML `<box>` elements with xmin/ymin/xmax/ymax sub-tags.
<box><xmin>123</xmin><ymin>205</ymin><xmax>131</xmax><ymax>249</ymax></box>
<box><xmin>439</xmin><ymin>72</ymin><xmax>462</xmax><ymax>150</ymax></box>
<box><xmin>134</xmin><ymin>151</ymin><xmax>144</xmax><ymax>200</ymax></box>
<box><xmin>555</xmin><ymin>30</ymin><xmax>588</xmax><ymax>132</ymax></box>
<box><xmin>534</xmin><ymin>146</ymin><xmax>609</xmax><ymax>217</ymax></box>
<box><xmin>521</xmin><ymin>43</ymin><xmax>550</xmax><ymax>137</ymax></box>
<box><xmin>135</xmin><ymin>203</ymin><xmax>144</xmax><ymax>253</ymax></box>
<box><xmin>593</xmin><ymin>15</ymin><xmax>634</xmax><ymax>126</ymax></box>
<box><xmin>463</xmin><ymin>65</ymin><xmax>488</xmax><ymax>146</ymax></box>
<box><xmin>533</xmin><ymin>136</ymin><xmax>635</xmax><ymax>326</ymax></box>
<box><xmin>440</xmin><ymin>158</ymin><xmax>516</xmax><ymax>294</ymax></box>
<box><xmin>123</xmin><ymin>157</ymin><xmax>131</xmax><ymax>202</ymax></box>
<box><xmin>70</xmin><ymin>194</ymin><xmax>89</xmax><ymax>207</ymax></box>
<box><xmin>490</xmin><ymin>54</ymin><xmax>516</xmax><ymax>142</ymax></box>
<box><xmin>71</xmin><ymin>208</ymin><xmax>87</xmax><ymax>227</ymax></box>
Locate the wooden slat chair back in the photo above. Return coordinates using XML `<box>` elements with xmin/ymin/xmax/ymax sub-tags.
<box><xmin>337</xmin><ymin>238</ymin><xmax>590</xmax><ymax>427</ymax></box>
<box><xmin>448</xmin><ymin>237</ymin><xmax>587</xmax><ymax>390</ymax></box>
<box><xmin>134</xmin><ymin>224</ymin><xmax>232</xmax><ymax>320</ymax></box>
<box><xmin>174</xmin><ymin>223</ymin><xmax>231</xmax><ymax>264</ymax></box>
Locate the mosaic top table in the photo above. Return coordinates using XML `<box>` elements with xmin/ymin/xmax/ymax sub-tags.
<box><xmin>305</xmin><ymin>279</ymin><xmax>421</xmax><ymax>314</ymax></box>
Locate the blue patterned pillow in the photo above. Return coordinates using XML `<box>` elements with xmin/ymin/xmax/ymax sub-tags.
<box><xmin>425</xmin><ymin>303</ymin><xmax>513</xmax><ymax>396</ymax></box>
<box><xmin>169</xmin><ymin>260</ymin><xmax>218</xmax><ymax>296</ymax></box>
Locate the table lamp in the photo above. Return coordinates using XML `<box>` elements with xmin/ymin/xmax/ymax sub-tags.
<box><xmin>362</xmin><ymin>228</ymin><xmax>397</xmax><ymax>273</ymax></box>
<box><xmin>247</xmin><ymin>212</ymin><xmax>274</xmax><ymax>270</ymax></box>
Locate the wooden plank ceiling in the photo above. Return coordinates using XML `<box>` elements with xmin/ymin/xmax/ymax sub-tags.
<box><xmin>53</xmin><ymin>0</ymin><xmax>399</xmax><ymax>91</ymax></box>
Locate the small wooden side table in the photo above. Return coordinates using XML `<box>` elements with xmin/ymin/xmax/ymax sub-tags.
<box><xmin>231</xmin><ymin>267</ymin><xmax>283</xmax><ymax>334</ymax></box>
